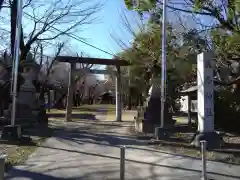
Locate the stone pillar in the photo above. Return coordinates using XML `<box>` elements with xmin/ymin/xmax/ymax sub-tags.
<box><xmin>115</xmin><ymin>65</ymin><xmax>122</xmax><ymax>122</ymax></box>
<box><xmin>197</xmin><ymin>52</ymin><xmax>214</xmax><ymax>133</ymax></box>
<box><xmin>192</xmin><ymin>52</ymin><xmax>221</xmax><ymax>148</ymax></box>
<box><xmin>65</xmin><ymin>63</ymin><xmax>75</xmax><ymax>122</ymax></box>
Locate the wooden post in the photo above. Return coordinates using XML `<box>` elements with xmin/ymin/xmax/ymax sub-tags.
<box><xmin>65</xmin><ymin>63</ymin><xmax>75</xmax><ymax>122</ymax></box>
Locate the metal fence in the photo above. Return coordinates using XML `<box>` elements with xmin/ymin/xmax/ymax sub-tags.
<box><xmin>0</xmin><ymin>144</ymin><xmax>208</xmax><ymax>180</ymax></box>
<box><xmin>119</xmin><ymin>143</ymin><xmax>208</xmax><ymax>180</ymax></box>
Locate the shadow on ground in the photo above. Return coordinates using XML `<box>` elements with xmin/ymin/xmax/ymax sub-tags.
<box><xmin>48</xmin><ymin>113</ymin><xmax>97</xmax><ymax>121</ymax></box>
<box><xmin>5</xmin><ymin>167</ymin><xmax>216</xmax><ymax>180</ymax></box>
<box><xmin>5</xmin><ymin>168</ymin><xmax>120</xmax><ymax>180</ymax></box>
<box><xmin>72</xmin><ymin>107</ymin><xmax>109</xmax><ymax>113</ymax></box>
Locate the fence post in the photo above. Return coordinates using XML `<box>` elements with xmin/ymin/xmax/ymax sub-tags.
<box><xmin>0</xmin><ymin>154</ymin><xmax>7</xmax><ymax>180</ymax></box>
<box><xmin>120</xmin><ymin>146</ymin><xmax>125</xmax><ymax>180</ymax></box>
<box><xmin>200</xmin><ymin>140</ymin><xmax>207</xmax><ymax>180</ymax></box>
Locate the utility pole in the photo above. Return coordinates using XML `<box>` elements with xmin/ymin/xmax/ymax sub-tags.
<box><xmin>160</xmin><ymin>0</ymin><xmax>167</xmax><ymax>129</ymax></box>
<box><xmin>153</xmin><ymin>0</ymin><xmax>167</xmax><ymax>139</ymax></box>
<box><xmin>11</xmin><ymin>0</ymin><xmax>23</xmax><ymax>127</ymax></box>
<box><xmin>1</xmin><ymin>0</ymin><xmax>23</xmax><ymax>140</ymax></box>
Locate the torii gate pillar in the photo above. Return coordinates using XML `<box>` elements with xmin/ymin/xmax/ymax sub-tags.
<box><xmin>115</xmin><ymin>65</ymin><xmax>122</xmax><ymax>122</ymax></box>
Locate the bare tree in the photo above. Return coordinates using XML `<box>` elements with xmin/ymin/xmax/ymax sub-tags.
<box><xmin>36</xmin><ymin>42</ymin><xmax>65</xmax><ymax>113</ymax></box>
<box><xmin>4</xmin><ymin>0</ymin><xmax>103</xmax><ymax>62</ymax></box>
<box><xmin>38</xmin><ymin>42</ymin><xmax>65</xmax><ymax>84</ymax></box>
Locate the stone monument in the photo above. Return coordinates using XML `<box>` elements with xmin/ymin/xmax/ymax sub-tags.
<box><xmin>143</xmin><ymin>61</ymin><xmax>174</xmax><ymax>132</ymax></box>
<box><xmin>192</xmin><ymin>52</ymin><xmax>222</xmax><ymax>148</ymax></box>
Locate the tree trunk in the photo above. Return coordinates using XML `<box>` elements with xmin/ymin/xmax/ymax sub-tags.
<box><xmin>0</xmin><ymin>0</ymin><xmax>4</xmax><ymax>11</ymax></box>
<box><xmin>47</xmin><ymin>89</ymin><xmax>51</xmax><ymax>112</ymax></box>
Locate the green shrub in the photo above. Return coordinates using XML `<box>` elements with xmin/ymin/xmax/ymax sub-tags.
<box><xmin>214</xmin><ymin>88</ymin><xmax>240</xmax><ymax>132</ymax></box>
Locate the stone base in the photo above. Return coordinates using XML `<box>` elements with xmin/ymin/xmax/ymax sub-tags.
<box><xmin>154</xmin><ymin>127</ymin><xmax>170</xmax><ymax>140</ymax></box>
<box><xmin>0</xmin><ymin>117</ymin><xmax>8</xmax><ymax>126</ymax></box>
<box><xmin>144</xmin><ymin>97</ymin><xmax>175</xmax><ymax>127</ymax></box>
<box><xmin>1</xmin><ymin>125</ymin><xmax>22</xmax><ymax>140</ymax></box>
<box><xmin>135</xmin><ymin>119</ymin><xmax>154</xmax><ymax>133</ymax></box>
<box><xmin>191</xmin><ymin>131</ymin><xmax>223</xmax><ymax>149</ymax></box>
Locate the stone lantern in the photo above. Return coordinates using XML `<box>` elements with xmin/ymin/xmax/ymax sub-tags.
<box><xmin>17</xmin><ymin>60</ymin><xmax>40</xmax><ymax>107</ymax></box>
<box><xmin>21</xmin><ymin>61</ymin><xmax>40</xmax><ymax>81</ymax></box>
<box><xmin>4</xmin><ymin>56</ymin><xmax>44</xmax><ymax>128</ymax></box>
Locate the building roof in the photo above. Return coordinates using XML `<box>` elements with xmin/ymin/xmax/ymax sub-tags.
<box><xmin>180</xmin><ymin>84</ymin><xmax>219</xmax><ymax>95</ymax></box>
<box><xmin>180</xmin><ymin>86</ymin><xmax>198</xmax><ymax>94</ymax></box>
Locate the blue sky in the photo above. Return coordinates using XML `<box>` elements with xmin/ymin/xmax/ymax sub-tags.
<box><xmin>70</xmin><ymin>0</ymin><xmax>139</xmax><ymax>59</ymax></box>
<box><xmin>0</xmin><ymin>0</ymin><xmax>215</xmax><ymax>59</ymax></box>
<box><xmin>68</xmin><ymin>0</ymin><xmax>215</xmax><ymax>60</ymax></box>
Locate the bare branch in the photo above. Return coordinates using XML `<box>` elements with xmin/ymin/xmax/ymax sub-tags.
<box><xmin>156</xmin><ymin>0</ymin><xmax>239</xmax><ymax>33</ymax></box>
<box><xmin>110</xmin><ymin>7</ymin><xmax>145</xmax><ymax>52</ymax></box>
<box><xmin>46</xmin><ymin>42</ymin><xmax>65</xmax><ymax>77</ymax></box>
<box><xmin>32</xmin><ymin>42</ymin><xmax>40</xmax><ymax>61</ymax></box>
<box><xmin>23</xmin><ymin>0</ymin><xmax>33</xmax><ymax>9</ymax></box>
<box><xmin>17</xmin><ymin>0</ymin><xmax>102</xmax><ymax>61</ymax></box>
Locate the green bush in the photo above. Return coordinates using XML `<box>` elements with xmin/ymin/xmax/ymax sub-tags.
<box><xmin>214</xmin><ymin>88</ymin><xmax>240</xmax><ymax>132</ymax></box>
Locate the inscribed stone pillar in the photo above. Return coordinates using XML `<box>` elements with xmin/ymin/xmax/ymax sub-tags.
<box><xmin>197</xmin><ymin>52</ymin><xmax>214</xmax><ymax>133</ymax></box>
<box><xmin>192</xmin><ymin>52</ymin><xmax>222</xmax><ymax>148</ymax></box>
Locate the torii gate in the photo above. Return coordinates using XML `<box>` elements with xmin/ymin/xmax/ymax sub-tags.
<box><xmin>56</xmin><ymin>56</ymin><xmax>130</xmax><ymax>122</ymax></box>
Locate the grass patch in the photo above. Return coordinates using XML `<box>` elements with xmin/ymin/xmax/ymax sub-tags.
<box><xmin>131</xmin><ymin>117</ymin><xmax>240</xmax><ymax>165</ymax></box>
<box><xmin>4</xmin><ymin>138</ymin><xmax>43</xmax><ymax>171</ymax></box>
<box><xmin>48</xmin><ymin>104</ymin><xmax>116</xmax><ymax>115</ymax></box>
<box><xmin>48</xmin><ymin>104</ymin><xmax>137</xmax><ymax>122</ymax></box>
<box><xmin>173</xmin><ymin>116</ymin><xmax>187</xmax><ymax>124</ymax></box>
<box><xmin>151</xmin><ymin>141</ymin><xmax>240</xmax><ymax>165</ymax></box>
<box><xmin>1</xmin><ymin>126</ymin><xmax>53</xmax><ymax>172</ymax></box>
